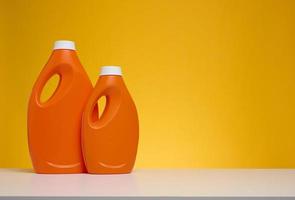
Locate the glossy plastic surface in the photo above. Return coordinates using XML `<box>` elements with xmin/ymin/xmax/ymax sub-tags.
<box><xmin>27</xmin><ymin>49</ymin><xmax>93</xmax><ymax>174</ymax></box>
<box><xmin>82</xmin><ymin>75</ymin><xmax>139</xmax><ymax>174</ymax></box>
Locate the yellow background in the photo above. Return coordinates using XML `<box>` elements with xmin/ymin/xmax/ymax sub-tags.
<box><xmin>1</xmin><ymin>0</ymin><xmax>295</xmax><ymax>168</ymax></box>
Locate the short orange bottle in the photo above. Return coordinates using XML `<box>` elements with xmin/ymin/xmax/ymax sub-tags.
<box><xmin>82</xmin><ymin>66</ymin><xmax>139</xmax><ymax>174</ymax></box>
<box><xmin>28</xmin><ymin>40</ymin><xmax>92</xmax><ymax>174</ymax></box>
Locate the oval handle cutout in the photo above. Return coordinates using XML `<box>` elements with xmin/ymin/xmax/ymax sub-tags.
<box><xmin>87</xmin><ymin>87</ymin><xmax>122</xmax><ymax>129</ymax></box>
<box><xmin>91</xmin><ymin>96</ymin><xmax>107</xmax><ymax>123</ymax></box>
<box><xmin>40</xmin><ymin>74</ymin><xmax>61</xmax><ymax>103</ymax></box>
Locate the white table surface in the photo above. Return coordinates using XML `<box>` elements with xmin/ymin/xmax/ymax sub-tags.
<box><xmin>0</xmin><ymin>169</ymin><xmax>295</xmax><ymax>197</ymax></box>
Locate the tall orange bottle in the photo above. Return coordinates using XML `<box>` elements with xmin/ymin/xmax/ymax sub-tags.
<box><xmin>82</xmin><ymin>66</ymin><xmax>139</xmax><ymax>174</ymax></box>
<box><xmin>28</xmin><ymin>40</ymin><xmax>92</xmax><ymax>174</ymax></box>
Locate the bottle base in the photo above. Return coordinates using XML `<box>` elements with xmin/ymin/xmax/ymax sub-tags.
<box><xmin>87</xmin><ymin>170</ymin><xmax>133</xmax><ymax>175</ymax></box>
<box><xmin>32</xmin><ymin>162</ymin><xmax>86</xmax><ymax>174</ymax></box>
<box><xmin>86</xmin><ymin>166</ymin><xmax>133</xmax><ymax>175</ymax></box>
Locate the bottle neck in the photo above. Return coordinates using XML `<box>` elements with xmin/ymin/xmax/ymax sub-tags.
<box><xmin>49</xmin><ymin>49</ymin><xmax>80</xmax><ymax>69</ymax></box>
<box><xmin>97</xmin><ymin>75</ymin><xmax>123</xmax><ymax>84</ymax></box>
<box><xmin>51</xmin><ymin>49</ymin><xmax>77</xmax><ymax>59</ymax></box>
<box><xmin>99</xmin><ymin>75</ymin><xmax>123</xmax><ymax>79</ymax></box>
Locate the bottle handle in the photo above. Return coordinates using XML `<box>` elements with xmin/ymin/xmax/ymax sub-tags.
<box><xmin>86</xmin><ymin>86</ymin><xmax>121</xmax><ymax>129</ymax></box>
<box><xmin>33</xmin><ymin>64</ymin><xmax>73</xmax><ymax>107</ymax></box>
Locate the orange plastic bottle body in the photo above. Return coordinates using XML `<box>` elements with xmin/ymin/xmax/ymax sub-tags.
<box><xmin>28</xmin><ymin>47</ymin><xmax>92</xmax><ymax>174</ymax></box>
<box><xmin>82</xmin><ymin>70</ymin><xmax>139</xmax><ymax>174</ymax></box>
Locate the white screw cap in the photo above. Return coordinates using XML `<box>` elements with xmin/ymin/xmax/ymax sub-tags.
<box><xmin>53</xmin><ymin>40</ymin><xmax>76</xmax><ymax>50</ymax></box>
<box><xmin>100</xmin><ymin>66</ymin><xmax>122</xmax><ymax>76</ymax></box>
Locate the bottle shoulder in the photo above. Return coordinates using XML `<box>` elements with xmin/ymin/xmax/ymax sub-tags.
<box><xmin>44</xmin><ymin>50</ymin><xmax>82</xmax><ymax>69</ymax></box>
